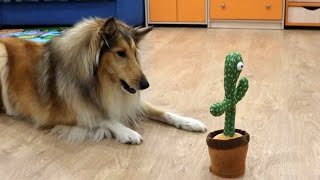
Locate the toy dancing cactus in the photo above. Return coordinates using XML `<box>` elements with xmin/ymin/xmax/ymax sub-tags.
<box><xmin>210</xmin><ymin>52</ymin><xmax>249</xmax><ymax>137</ymax></box>
<box><xmin>206</xmin><ymin>52</ymin><xmax>250</xmax><ymax>178</ymax></box>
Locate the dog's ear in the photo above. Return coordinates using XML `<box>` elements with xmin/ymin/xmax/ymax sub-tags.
<box><xmin>132</xmin><ymin>26</ymin><xmax>153</xmax><ymax>43</ymax></box>
<box><xmin>100</xmin><ymin>17</ymin><xmax>118</xmax><ymax>39</ymax></box>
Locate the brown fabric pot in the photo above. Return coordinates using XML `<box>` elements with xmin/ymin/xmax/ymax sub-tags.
<box><xmin>206</xmin><ymin>129</ymin><xmax>250</xmax><ymax>178</ymax></box>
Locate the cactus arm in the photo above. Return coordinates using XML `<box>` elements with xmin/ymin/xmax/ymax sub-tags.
<box><xmin>235</xmin><ymin>77</ymin><xmax>249</xmax><ymax>103</ymax></box>
<box><xmin>210</xmin><ymin>100</ymin><xmax>227</xmax><ymax>116</ymax></box>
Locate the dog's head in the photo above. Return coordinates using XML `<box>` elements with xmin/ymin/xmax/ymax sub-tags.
<box><xmin>96</xmin><ymin>18</ymin><xmax>152</xmax><ymax>94</ymax></box>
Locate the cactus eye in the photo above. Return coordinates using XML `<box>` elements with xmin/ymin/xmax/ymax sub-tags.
<box><xmin>237</xmin><ymin>62</ymin><xmax>244</xmax><ymax>70</ymax></box>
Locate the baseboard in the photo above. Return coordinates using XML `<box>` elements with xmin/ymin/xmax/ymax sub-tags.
<box><xmin>209</xmin><ymin>20</ymin><xmax>284</xmax><ymax>29</ymax></box>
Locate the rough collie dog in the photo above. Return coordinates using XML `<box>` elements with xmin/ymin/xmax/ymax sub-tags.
<box><xmin>0</xmin><ymin>17</ymin><xmax>206</xmax><ymax>144</ymax></box>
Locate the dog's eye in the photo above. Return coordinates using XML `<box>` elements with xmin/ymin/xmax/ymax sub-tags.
<box><xmin>116</xmin><ymin>51</ymin><xmax>126</xmax><ymax>58</ymax></box>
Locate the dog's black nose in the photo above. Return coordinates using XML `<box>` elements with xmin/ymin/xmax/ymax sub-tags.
<box><xmin>139</xmin><ymin>75</ymin><xmax>149</xmax><ymax>90</ymax></box>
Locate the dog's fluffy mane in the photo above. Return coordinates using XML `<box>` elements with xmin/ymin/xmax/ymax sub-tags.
<box><xmin>36</xmin><ymin>18</ymin><xmax>143</xmax><ymax>128</ymax></box>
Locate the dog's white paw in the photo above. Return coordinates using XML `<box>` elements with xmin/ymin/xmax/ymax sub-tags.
<box><xmin>114</xmin><ymin>128</ymin><xmax>143</xmax><ymax>145</ymax></box>
<box><xmin>164</xmin><ymin>112</ymin><xmax>207</xmax><ymax>132</ymax></box>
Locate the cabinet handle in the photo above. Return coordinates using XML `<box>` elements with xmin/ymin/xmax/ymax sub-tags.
<box><xmin>220</xmin><ymin>3</ymin><xmax>225</xmax><ymax>9</ymax></box>
<box><xmin>266</xmin><ymin>3</ymin><xmax>271</xmax><ymax>9</ymax></box>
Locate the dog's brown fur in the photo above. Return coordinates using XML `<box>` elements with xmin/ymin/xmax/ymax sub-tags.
<box><xmin>0</xmin><ymin>17</ymin><xmax>206</xmax><ymax>144</ymax></box>
<box><xmin>0</xmin><ymin>37</ymin><xmax>77</xmax><ymax>127</ymax></box>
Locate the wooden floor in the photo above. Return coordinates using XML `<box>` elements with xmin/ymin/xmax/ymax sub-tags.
<box><xmin>1</xmin><ymin>28</ymin><xmax>320</xmax><ymax>180</ymax></box>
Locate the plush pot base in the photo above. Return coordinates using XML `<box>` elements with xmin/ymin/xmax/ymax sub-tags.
<box><xmin>206</xmin><ymin>129</ymin><xmax>250</xmax><ymax>178</ymax></box>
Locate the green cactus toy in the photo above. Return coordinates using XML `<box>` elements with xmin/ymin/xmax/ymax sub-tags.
<box><xmin>210</xmin><ymin>52</ymin><xmax>249</xmax><ymax>137</ymax></box>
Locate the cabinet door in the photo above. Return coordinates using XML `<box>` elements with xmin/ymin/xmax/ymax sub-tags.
<box><xmin>210</xmin><ymin>0</ymin><xmax>283</xmax><ymax>20</ymax></box>
<box><xmin>149</xmin><ymin>0</ymin><xmax>177</xmax><ymax>22</ymax></box>
<box><xmin>178</xmin><ymin>0</ymin><xmax>206</xmax><ymax>22</ymax></box>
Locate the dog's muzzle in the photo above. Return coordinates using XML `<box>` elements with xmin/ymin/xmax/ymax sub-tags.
<box><xmin>120</xmin><ymin>75</ymin><xmax>149</xmax><ymax>94</ymax></box>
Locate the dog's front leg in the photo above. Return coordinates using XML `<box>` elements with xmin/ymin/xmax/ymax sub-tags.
<box><xmin>100</xmin><ymin>120</ymin><xmax>143</xmax><ymax>144</ymax></box>
<box><xmin>141</xmin><ymin>101</ymin><xmax>207</xmax><ymax>132</ymax></box>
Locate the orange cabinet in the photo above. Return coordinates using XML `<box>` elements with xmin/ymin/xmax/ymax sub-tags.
<box><xmin>178</xmin><ymin>0</ymin><xmax>206</xmax><ymax>22</ymax></box>
<box><xmin>210</xmin><ymin>0</ymin><xmax>283</xmax><ymax>20</ymax></box>
<box><xmin>147</xmin><ymin>0</ymin><xmax>284</xmax><ymax>28</ymax></box>
<box><xmin>149</xmin><ymin>0</ymin><xmax>177</xmax><ymax>22</ymax></box>
<box><xmin>147</xmin><ymin>0</ymin><xmax>207</xmax><ymax>24</ymax></box>
<box><xmin>285</xmin><ymin>0</ymin><xmax>320</xmax><ymax>27</ymax></box>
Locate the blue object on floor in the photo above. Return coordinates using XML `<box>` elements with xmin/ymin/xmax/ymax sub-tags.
<box><xmin>0</xmin><ymin>28</ymin><xmax>66</xmax><ymax>43</ymax></box>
